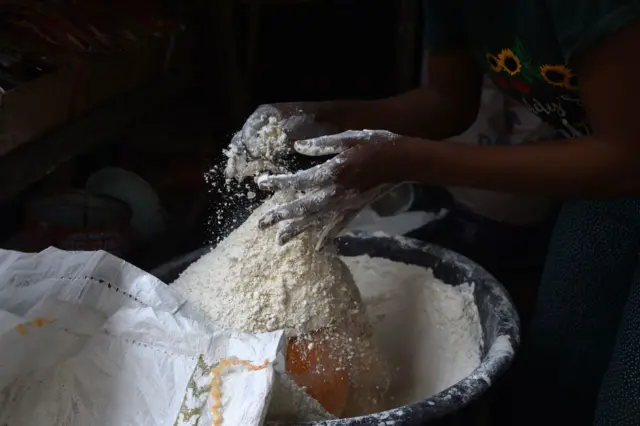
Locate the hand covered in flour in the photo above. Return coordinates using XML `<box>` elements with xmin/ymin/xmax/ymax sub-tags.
<box><xmin>225</xmin><ymin>102</ymin><xmax>338</xmax><ymax>180</ymax></box>
<box><xmin>256</xmin><ymin>129</ymin><xmax>408</xmax><ymax>250</ymax></box>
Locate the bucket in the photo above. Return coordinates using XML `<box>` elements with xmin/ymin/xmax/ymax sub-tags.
<box><xmin>151</xmin><ymin>233</ymin><xmax>519</xmax><ymax>425</ymax></box>
<box><xmin>25</xmin><ymin>190</ymin><xmax>132</xmax><ymax>256</ymax></box>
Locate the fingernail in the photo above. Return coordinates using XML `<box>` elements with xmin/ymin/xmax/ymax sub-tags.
<box><xmin>277</xmin><ymin>228</ymin><xmax>297</xmax><ymax>245</ymax></box>
<box><xmin>293</xmin><ymin>140</ymin><xmax>311</xmax><ymax>151</ymax></box>
<box><xmin>276</xmin><ymin>231</ymin><xmax>288</xmax><ymax>245</ymax></box>
<box><xmin>255</xmin><ymin>174</ymin><xmax>272</xmax><ymax>190</ymax></box>
<box><xmin>258</xmin><ymin>214</ymin><xmax>272</xmax><ymax>229</ymax></box>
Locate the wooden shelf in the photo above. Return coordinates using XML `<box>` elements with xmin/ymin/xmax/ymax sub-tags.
<box><xmin>0</xmin><ymin>71</ymin><xmax>191</xmax><ymax>203</ymax></box>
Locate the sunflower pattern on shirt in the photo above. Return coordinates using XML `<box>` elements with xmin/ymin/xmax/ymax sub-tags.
<box><xmin>474</xmin><ymin>39</ymin><xmax>590</xmax><ymax>139</ymax></box>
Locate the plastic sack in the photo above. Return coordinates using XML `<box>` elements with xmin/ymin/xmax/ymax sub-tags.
<box><xmin>0</xmin><ymin>247</ymin><xmax>284</xmax><ymax>426</ymax></box>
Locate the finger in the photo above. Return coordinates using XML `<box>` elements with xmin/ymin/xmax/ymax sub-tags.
<box><xmin>253</xmin><ymin>104</ymin><xmax>283</xmax><ymax>122</ymax></box>
<box><xmin>256</xmin><ymin>168</ymin><xmax>320</xmax><ymax>192</ymax></box>
<box><xmin>257</xmin><ymin>187</ymin><xmax>336</xmax><ymax>229</ymax></box>
<box><xmin>294</xmin><ymin>131</ymin><xmax>363</xmax><ymax>156</ymax></box>
<box><xmin>314</xmin><ymin>185</ymin><xmax>395</xmax><ymax>250</ymax></box>
<box><xmin>315</xmin><ymin>210</ymin><xmax>358</xmax><ymax>251</ymax></box>
<box><xmin>256</xmin><ymin>160</ymin><xmax>339</xmax><ymax>191</ymax></box>
<box><xmin>276</xmin><ymin>214</ymin><xmax>321</xmax><ymax>245</ymax></box>
<box><xmin>294</xmin><ymin>137</ymin><xmax>349</xmax><ymax>156</ymax></box>
<box><xmin>241</xmin><ymin>106</ymin><xmax>282</xmax><ymax>140</ymax></box>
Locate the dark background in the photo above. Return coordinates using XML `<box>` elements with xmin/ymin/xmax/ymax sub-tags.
<box><xmin>0</xmin><ymin>0</ymin><xmax>425</xmax><ymax>269</ymax></box>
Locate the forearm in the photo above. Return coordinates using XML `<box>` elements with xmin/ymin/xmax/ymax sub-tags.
<box><xmin>316</xmin><ymin>85</ymin><xmax>479</xmax><ymax>141</ymax></box>
<box><xmin>399</xmin><ymin>137</ymin><xmax>640</xmax><ymax>198</ymax></box>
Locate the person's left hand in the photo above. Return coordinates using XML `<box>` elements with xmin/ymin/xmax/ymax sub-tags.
<box><xmin>256</xmin><ymin>129</ymin><xmax>406</xmax><ymax>250</ymax></box>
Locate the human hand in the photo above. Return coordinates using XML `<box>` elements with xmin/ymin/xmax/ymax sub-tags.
<box><xmin>256</xmin><ymin>129</ymin><xmax>406</xmax><ymax>250</ymax></box>
<box><xmin>224</xmin><ymin>102</ymin><xmax>337</xmax><ymax>180</ymax></box>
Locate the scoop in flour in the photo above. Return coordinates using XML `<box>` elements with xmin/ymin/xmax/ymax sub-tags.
<box><xmin>172</xmin><ymin>191</ymin><xmax>390</xmax><ymax>418</ymax></box>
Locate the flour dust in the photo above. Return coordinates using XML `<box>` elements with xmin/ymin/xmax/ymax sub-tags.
<box><xmin>206</xmin><ymin>115</ymin><xmax>297</xmax><ymax>245</ymax></box>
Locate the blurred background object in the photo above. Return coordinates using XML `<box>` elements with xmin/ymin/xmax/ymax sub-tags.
<box><xmin>0</xmin><ymin>0</ymin><xmax>423</xmax><ymax>271</ymax></box>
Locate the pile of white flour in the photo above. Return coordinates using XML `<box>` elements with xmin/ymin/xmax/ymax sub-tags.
<box><xmin>173</xmin><ymin>191</ymin><xmax>390</xmax><ymax>418</ymax></box>
<box><xmin>224</xmin><ymin>116</ymin><xmax>291</xmax><ymax>180</ymax></box>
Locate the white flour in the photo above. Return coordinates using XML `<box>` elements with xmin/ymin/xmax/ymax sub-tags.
<box><xmin>342</xmin><ymin>255</ymin><xmax>482</xmax><ymax>406</ymax></box>
<box><xmin>173</xmin><ymin>191</ymin><xmax>362</xmax><ymax>334</ymax></box>
<box><xmin>206</xmin><ymin>115</ymin><xmax>291</xmax><ymax>246</ymax></box>
<box><xmin>173</xmin><ymin>192</ymin><xmax>390</xmax><ymax>417</ymax></box>
<box><xmin>224</xmin><ymin>116</ymin><xmax>291</xmax><ymax>181</ymax></box>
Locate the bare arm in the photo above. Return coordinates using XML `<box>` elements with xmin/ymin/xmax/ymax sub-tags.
<box><xmin>398</xmin><ymin>136</ymin><xmax>640</xmax><ymax>198</ymax></box>
<box><xmin>316</xmin><ymin>51</ymin><xmax>483</xmax><ymax>141</ymax></box>
<box><xmin>387</xmin><ymin>21</ymin><xmax>640</xmax><ymax>198</ymax></box>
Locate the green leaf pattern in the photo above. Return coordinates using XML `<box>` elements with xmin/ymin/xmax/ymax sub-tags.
<box><xmin>173</xmin><ymin>355</ymin><xmax>214</xmax><ymax>426</ymax></box>
<box><xmin>480</xmin><ymin>38</ymin><xmax>543</xmax><ymax>83</ymax></box>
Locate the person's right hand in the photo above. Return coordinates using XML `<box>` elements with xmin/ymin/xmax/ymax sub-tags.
<box><xmin>224</xmin><ymin>102</ymin><xmax>338</xmax><ymax>180</ymax></box>
<box><xmin>255</xmin><ymin>129</ymin><xmax>408</xmax><ymax>250</ymax></box>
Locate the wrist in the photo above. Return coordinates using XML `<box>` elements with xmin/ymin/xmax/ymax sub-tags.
<box><xmin>315</xmin><ymin>99</ymin><xmax>384</xmax><ymax>132</ymax></box>
<box><xmin>389</xmin><ymin>137</ymin><xmax>446</xmax><ymax>183</ymax></box>
<box><xmin>376</xmin><ymin>136</ymin><xmax>425</xmax><ymax>183</ymax></box>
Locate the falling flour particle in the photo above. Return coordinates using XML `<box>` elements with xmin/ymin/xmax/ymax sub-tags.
<box><xmin>205</xmin><ymin>116</ymin><xmax>292</xmax><ymax>245</ymax></box>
